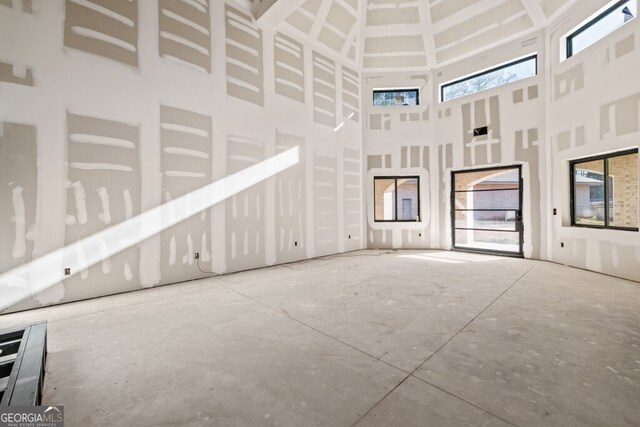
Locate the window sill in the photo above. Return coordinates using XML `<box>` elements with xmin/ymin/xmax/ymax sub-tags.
<box><xmin>374</xmin><ymin>220</ymin><xmax>422</xmax><ymax>223</ymax></box>
<box><xmin>570</xmin><ymin>223</ymin><xmax>639</xmax><ymax>232</ymax></box>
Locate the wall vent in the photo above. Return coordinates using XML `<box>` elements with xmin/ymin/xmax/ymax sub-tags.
<box><xmin>473</xmin><ymin>126</ymin><xmax>488</xmax><ymax>136</ymax></box>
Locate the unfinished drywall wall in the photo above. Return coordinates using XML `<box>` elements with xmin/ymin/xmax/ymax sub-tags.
<box><xmin>0</xmin><ymin>122</ymin><xmax>37</xmax><ymax>273</ymax></box>
<box><xmin>62</xmin><ymin>111</ymin><xmax>141</xmax><ymax>303</ymax></box>
<box><xmin>313</xmin><ymin>51</ymin><xmax>338</xmax><ymax>127</ymax></box>
<box><xmin>158</xmin><ymin>0</ymin><xmax>212</xmax><ymax>73</ymax></box>
<box><xmin>274</xmin><ymin>32</ymin><xmax>305</xmax><ymax>103</ymax></box>
<box><xmin>0</xmin><ymin>0</ymin><xmax>363</xmax><ymax>312</ymax></box>
<box><xmin>363</xmin><ymin>32</ymin><xmax>546</xmax><ymax>259</ymax></box>
<box><xmin>547</xmin><ymin>6</ymin><xmax>640</xmax><ymax>282</ymax></box>
<box><xmin>2</xmin><ymin>0</ymin><xmax>638</xmax><ymax>312</ymax></box>
<box><xmin>274</xmin><ymin>130</ymin><xmax>307</xmax><ymax>263</ymax></box>
<box><xmin>225</xmin><ymin>4</ymin><xmax>264</xmax><ymax>106</ymax></box>
<box><xmin>160</xmin><ymin>105</ymin><xmax>213</xmax><ymax>284</ymax></box>
<box><xmin>63</xmin><ymin>0</ymin><xmax>139</xmax><ymax>68</ymax></box>
<box><xmin>361</xmin><ymin>3</ymin><xmax>638</xmax><ymax>282</ymax></box>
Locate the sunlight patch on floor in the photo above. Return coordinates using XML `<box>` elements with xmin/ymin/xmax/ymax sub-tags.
<box><xmin>398</xmin><ymin>251</ymin><xmax>508</xmax><ymax>263</ymax></box>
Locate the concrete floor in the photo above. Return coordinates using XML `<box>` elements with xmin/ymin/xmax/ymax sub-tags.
<box><xmin>1</xmin><ymin>250</ymin><xmax>639</xmax><ymax>426</ymax></box>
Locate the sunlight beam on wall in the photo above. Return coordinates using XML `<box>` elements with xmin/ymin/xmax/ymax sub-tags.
<box><xmin>0</xmin><ymin>147</ymin><xmax>300</xmax><ymax>312</ymax></box>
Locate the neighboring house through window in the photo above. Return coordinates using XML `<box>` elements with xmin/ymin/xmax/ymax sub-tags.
<box><xmin>571</xmin><ymin>149</ymin><xmax>639</xmax><ymax>230</ymax></box>
<box><xmin>374</xmin><ymin>177</ymin><xmax>420</xmax><ymax>222</ymax></box>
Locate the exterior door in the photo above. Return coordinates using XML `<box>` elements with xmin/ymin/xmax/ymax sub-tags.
<box><xmin>451</xmin><ymin>166</ymin><xmax>523</xmax><ymax>256</ymax></box>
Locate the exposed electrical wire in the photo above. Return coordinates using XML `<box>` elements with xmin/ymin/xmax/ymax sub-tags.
<box><xmin>196</xmin><ymin>257</ymin><xmax>219</xmax><ymax>276</ymax></box>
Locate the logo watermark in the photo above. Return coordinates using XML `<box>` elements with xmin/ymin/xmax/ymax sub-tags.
<box><xmin>0</xmin><ymin>406</ymin><xmax>63</xmax><ymax>427</ymax></box>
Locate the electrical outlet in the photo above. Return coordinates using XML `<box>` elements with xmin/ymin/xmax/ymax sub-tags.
<box><xmin>560</xmin><ymin>242</ymin><xmax>564</xmax><ymax>248</ymax></box>
<box><xmin>64</xmin><ymin>268</ymin><xmax>71</xmax><ymax>276</ymax></box>
<box><xmin>294</xmin><ymin>241</ymin><xmax>298</xmax><ymax>247</ymax></box>
<box><xmin>418</xmin><ymin>232</ymin><xmax>422</xmax><ymax>237</ymax></box>
<box><xmin>348</xmin><ymin>235</ymin><xmax>351</xmax><ymax>239</ymax></box>
<box><xmin>194</xmin><ymin>252</ymin><xmax>200</xmax><ymax>259</ymax></box>
<box><xmin>553</xmin><ymin>208</ymin><xmax>557</xmax><ymax>215</ymax></box>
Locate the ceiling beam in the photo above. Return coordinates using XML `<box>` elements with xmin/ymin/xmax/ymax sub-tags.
<box><xmin>278</xmin><ymin>22</ymin><xmax>359</xmax><ymax>68</ymax></box>
<box><xmin>542</xmin><ymin>0</ymin><xmax>585</xmax><ymax>24</ymax></box>
<box><xmin>416</xmin><ymin>0</ymin><xmax>437</xmax><ymax>67</ymax></box>
<box><xmin>428</xmin><ymin>0</ymin><xmax>504</xmax><ymax>33</ymax></box>
<box><xmin>363</xmin><ymin>65</ymin><xmax>431</xmax><ymax>74</ymax></box>
<box><xmin>309</xmin><ymin>0</ymin><xmax>334</xmax><ymax>41</ymax></box>
<box><xmin>256</xmin><ymin>0</ymin><xmax>307</xmax><ymax>28</ymax></box>
<box><xmin>341</xmin><ymin>18</ymin><xmax>359</xmax><ymax>57</ymax></box>
<box><xmin>356</xmin><ymin>0</ymin><xmax>368</xmax><ymax>71</ymax></box>
<box><xmin>433</xmin><ymin>25</ymin><xmax>540</xmax><ymax>69</ymax></box>
<box><xmin>364</xmin><ymin>22</ymin><xmax>435</xmax><ymax>38</ymax></box>
<box><xmin>520</xmin><ymin>0</ymin><xmax>547</xmax><ymax>28</ymax></box>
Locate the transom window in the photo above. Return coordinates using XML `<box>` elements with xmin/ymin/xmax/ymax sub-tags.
<box><xmin>570</xmin><ymin>149</ymin><xmax>639</xmax><ymax>230</ymax></box>
<box><xmin>373</xmin><ymin>88</ymin><xmax>419</xmax><ymax>106</ymax></box>
<box><xmin>566</xmin><ymin>0</ymin><xmax>636</xmax><ymax>58</ymax></box>
<box><xmin>374</xmin><ymin>177</ymin><xmax>420</xmax><ymax>222</ymax></box>
<box><xmin>440</xmin><ymin>55</ymin><xmax>537</xmax><ymax>103</ymax></box>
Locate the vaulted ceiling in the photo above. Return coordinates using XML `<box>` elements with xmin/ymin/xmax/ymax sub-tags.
<box><xmin>253</xmin><ymin>0</ymin><xmax>607</xmax><ymax>72</ymax></box>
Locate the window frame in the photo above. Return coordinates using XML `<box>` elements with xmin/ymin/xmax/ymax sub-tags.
<box><xmin>569</xmin><ymin>148</ymin><xmax>639</xmax><ymax>231</ymax></box>
<box><xmin>566</xmin><ymin>0</ymin><xmax>634</xmax><ymax>58</ymax></box>
<box><xmin>450</xmin><ymin>164</ymin><xmax>524</xmax><ymax>257</ymax></box>
<box><xmin>372</xmin><ymin>88</ymin><xmax>420</xmax><ymax>107</ymax></box>
<box><xmin>373</xmin><ymin>176</ymin><xmax>421</xmax><ymax>223</ymax></box>
<box><xmin>439</xmin><ymin>54</ymin><xmax>537</xmax><ymax>103</ymax></box>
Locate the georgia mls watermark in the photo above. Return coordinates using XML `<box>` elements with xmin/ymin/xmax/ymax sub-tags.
<box><xmin>0</xmin><ymin>406</ymin><xmax>63</xmax><ymax>427</ymax></box>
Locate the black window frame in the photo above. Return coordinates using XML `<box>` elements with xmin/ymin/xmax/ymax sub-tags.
<box><xmin>440</xmin><ymin>54</ymin><xmax>538</xmax><ymax>103</ymax></box>
<box><xmin>373</xmin><ymin>176</ymin><xmax>421</xmax><ymax>222</ymax></box>
<box><xmin>566</xmin><ymin>0</ymin><xmax>635</xmax><ymax>58</ymax></box>
<box><xmin>450</xmin><ymin>165</ymin><xmax>524</xmax><ymax>258</ymax></box>
<box><xmin>372</xmin><ymin>88</ymin><xmax>420</xmax><ymax>107</ymax></box>
<box><xmin>570</xmin><ymin>148</ymin><xmax>639</xmax><ymax>231</ymax></box>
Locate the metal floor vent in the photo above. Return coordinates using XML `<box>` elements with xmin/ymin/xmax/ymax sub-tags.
<box><xmin>0</xmin><ymin>322</ymin><xmax>47</xmax><ymax>406</ymax></box>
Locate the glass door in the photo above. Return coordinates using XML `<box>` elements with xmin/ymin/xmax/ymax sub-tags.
<box><xmin>451</xmin><ymin>166</ymin><xmax>523</xmax><ymax>256</ymax></box>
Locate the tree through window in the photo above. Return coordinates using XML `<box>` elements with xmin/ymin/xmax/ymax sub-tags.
<box><xmin>441</xmin><ymin>55</ymin><xmax>537</xmax><ymax>102</ymax></box>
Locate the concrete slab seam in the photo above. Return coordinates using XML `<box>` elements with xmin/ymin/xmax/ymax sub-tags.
<box><xmin>349</xmin><ymin>265</ymin><xmax>535</xmax><ymax>426</ymax></box>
